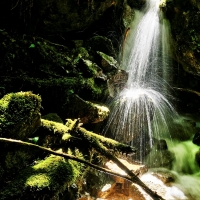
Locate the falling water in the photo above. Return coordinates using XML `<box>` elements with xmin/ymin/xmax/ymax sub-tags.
<box><xmin>104</xmin><ymin>0</ymin><xmax>176</xmax><ymax>162</ymax></box>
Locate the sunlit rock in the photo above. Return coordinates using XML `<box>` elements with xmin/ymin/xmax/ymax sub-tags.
<box><xmin>97</xmin><ymin>158</ymin><xmax>148</xmax><ymax>199</ymax></box>
<box><xmin>151</xmin><ymin>168</ymin><xmax>177</xmax><ymax>184</ymax></box>
<box><xmin>97</xmin><ymin>51</ymin><xmax>118</xmax><ymax>73</ymax></box>
<box><xmin>65</xmin><ymin>95</ymin><xmax>109</xmax><ymax>124</ymax></box>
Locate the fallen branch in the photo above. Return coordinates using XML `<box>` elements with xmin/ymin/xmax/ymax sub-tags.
<box><xmin>173</xmin><ymin>87</ymin><xmax>200</xmax><ymax>97</ymax></box>
<box><xmin>0</xmin><ymin>138</ymin><xmax>127</xmax><ymax>177</ymax></box>
<box><xmin>71</xmin><ymin>121</ymin><xmax>164</xmax><ymax>200</ymax></box>
<box><xmin>0</xmin><ymin>137</ymin><xmax>163</xmax><ymax>199</ymax></box>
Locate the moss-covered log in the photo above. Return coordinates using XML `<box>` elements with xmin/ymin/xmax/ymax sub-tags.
<box><xmin>36</xmin><ymin>118</ymin><xmax>136</xmax><ymax>154</ymax></box>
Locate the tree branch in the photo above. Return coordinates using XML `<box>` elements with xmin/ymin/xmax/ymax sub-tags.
<box><xmin>0</xmin><ymin>137</ymin><xmax>164</xmax><ymax>199</ymax></box>
<box><xmin>72</xmin><ymin>125</ymin><xmax>164</xmax><ymax>200</ymax></box>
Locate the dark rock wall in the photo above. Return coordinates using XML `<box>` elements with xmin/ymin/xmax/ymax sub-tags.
<box><xmin>164</xmin><ymin>0</ymin><xmax>200</xmax><ymax>113</ymax></box>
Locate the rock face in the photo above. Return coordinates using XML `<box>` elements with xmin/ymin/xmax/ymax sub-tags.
<box><xmin>162</xmin><ymin>0</ymin><xmax>200</xmax><ymax>114</ymax></box>
<box><xmin>94</xmin><ymin>158</ymin><xmax>148</xmax><ymax>200</ymax></box>
<box><xmin>165</xmin><ymin>0</ymin><xmax>200</xmax><ymax>76</ymax></box>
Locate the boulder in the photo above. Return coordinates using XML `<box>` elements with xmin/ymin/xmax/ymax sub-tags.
<box><xmin>0</xmin><ymin>91</ymin><xmax>42</xmax><ymax>183</ymax></box>
<box><xmin>0</xmin><ymin>91</ymin><xmax>41</xmax><ymax>139</ymax></box>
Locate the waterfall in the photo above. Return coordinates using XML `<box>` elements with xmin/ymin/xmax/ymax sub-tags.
<box><xmin>104</xmin><ymin>0</ymin><xmax>176</xmax><ymax>162</ymax></box>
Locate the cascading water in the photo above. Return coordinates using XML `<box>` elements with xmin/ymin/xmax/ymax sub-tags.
<box><xmin>99</xmin><ymin>0</ymin><xmax>200</xmax><ymax>199</ymax></box>
<box><xmin>104</xmin><ymin>0</ymin><xmax>176</xmax><ymax>162</ymax></box>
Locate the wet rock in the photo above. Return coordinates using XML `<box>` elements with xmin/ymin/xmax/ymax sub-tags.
<box><xmin>157</xmin><ymin>139</ymin><xmax>168</xmax><ymax>150</ymax></box>
<box><xmin>166</xmin><ymin>0</ymin><xmax>200</xmax><ymax>77</ymax></box>
<box><xmin>85</xmin><ymin>36</ymin><xmax>116</xmax><ymax>59</ymax></box>
<box><xmin>195</xmin><ymin>149</ymin><xmax>200</xmax><ymax>166</ymax></box>
<box><xmin>122</xmin><ymin>4</ymin><xmax>135</xmax><ymax>28</ymax></box>
<box><xmin>107</xmin><ymin>70</ymin><xmax>128</xmax><ymax>97</ymax></box>
<box><xmin>193</xmin><ymin>132</ymin><xmax>200</xmax><ymax>146</ymax></box>
<box><xmin>145</xmin><ymin>140</ymin><xmax>174</xmax><ymax>169</ymax></box>
<box><xmin>95</xmin><ymin>158</ymin><xmax>148</xmax><ymax>200</ymax></box>
<box><xmin>105</xmin><ymin>158</ymin><xmax>148</xmax><ymax>177</ymax></box>
<box><xmin>151</xmin><ymin>168</ymin><xmax>177</xmax><ymax>185</ymax></box>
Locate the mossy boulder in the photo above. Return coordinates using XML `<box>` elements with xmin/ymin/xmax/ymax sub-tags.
<box><xmin>63</xmin><ymin>95</ymin><xmax>110</xmax><ymax>124</ymax></box>
<box><xmin>0</xmin><ymin>91</ymin><xmax>41</xmax><ymax>139</ymax></box>
<box><xmin>97</xmin><ymin>51</ymin><xmax>119</xmax><ymax>73</ymax></box>
<box><xmin>0</xmin><ymin>91</ymin><xmax>42</xmax><ymax>183</ymax></box>
<box><xmin>166</xmin><ymin>0</ymin><xmax>200</xmax><ymax>76</ymax></box>
<box><xmin>0</xmin><ymin>155</ymin><xmax>83</xmax><ymax>200</ymax></box>
<box><xmin>85</xmin><ymin>36</ymin><xmax>117</xmax><ymax>60</ymax></box>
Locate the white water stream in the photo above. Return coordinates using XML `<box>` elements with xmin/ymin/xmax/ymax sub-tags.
<box><xmin>103</xmin><ymin>0</ymin><xmax>200</xmax><ymax>199</ymax></box>
<box><xmin>104</xmin><ymin>0</ymin><xmax>175</xmax><ymax>162</ymax></box>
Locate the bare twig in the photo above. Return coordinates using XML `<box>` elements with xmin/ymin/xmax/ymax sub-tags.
<box><xmin>11</xmin><ymin>0</ymin><xmax>20</xmax><ymax>10</ymax></box>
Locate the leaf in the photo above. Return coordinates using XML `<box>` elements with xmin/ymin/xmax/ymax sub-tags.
<box><xmin>28</xmin><ymin>137</ymin><xmax>39</xmax><ymax>143</ymax></box>
<box><xmin>29</xmin><ymin>44</ymin><xmax>35</xmax><ymax>48</ymax></box>
<box><xmin>68</xmin><ymin>90</ymin><xmax>74</xmax><ymax>94</ymax></box>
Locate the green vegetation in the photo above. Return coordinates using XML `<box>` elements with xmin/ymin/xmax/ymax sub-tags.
<box><xmin>0</xmin><ymin>155</ymin><xmax>83</xmax><ymax>199</ymax></box>
<box><xmin>0</xmin><ymin>91</ymin><xmax>41</xmax><ymax>139</ymax></box>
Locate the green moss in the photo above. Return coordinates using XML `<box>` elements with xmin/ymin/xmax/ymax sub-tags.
<box><xmin>41</xmin><ymin>119</ymin><xmax>71</xmax><ymax>135</ymax></box>
<box><xmin>62</xmin><ymin>133</ymin><xmax>72</xmax><ymax>141</ymax></box>
<box><xmin>85</xmin><ymin>36</ymin><xmax>115</xmax><ymax>56</ymax></box>
<box><xmin>0</xmin><ymin>91</ymin><xmax>42</xmax><ymax>139</ymax></box>
<box><xmin>77</xmin><ymin>127</ymin><xmax>136</xmax><ymax>155</ymax></box>
<box><xmin>97</xmin><ymin>51</ymin><xmax>118</xmax><ymax>68</ymax></box>
<box><xmin>81</xmin><ymin>58</ymin><xmax>99</xmax><ymax>76</ymax></box>
<box><xmin>4</xmin><ymin>150</ymin><xmax>31</xmax><ymax>172</ymax></box>
<box><xmin>84</xmin><ymin>78</ymin><xmax>102</xmax><ymax>97</ymax></box>
<box><xmin>0</xmin><ymin>155</ymin><xmax>83</xmax><ymax>199</ymax></box>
